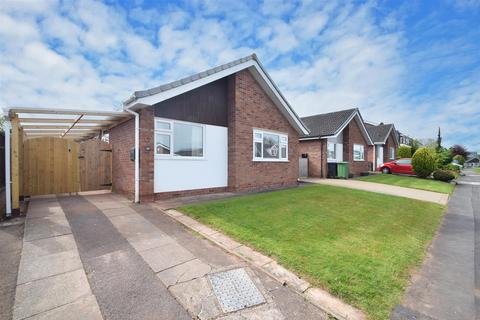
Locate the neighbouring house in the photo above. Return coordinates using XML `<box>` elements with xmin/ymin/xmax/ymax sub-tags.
<box><xmin>110</xmin><ymin>54</ymin><xmax>309</xmax><ymax>201</ymax></box>
<box><xmin>365</xmin><ymin>122</ymin><xmax>399</xmax><ymax>169</ymax></box>
<box><xmin>465</xmin><ymin>156</ymin><xmax>480</xmax><ymax>168</ymax></box>
<box><xmin>397</xmin><ymin>131</ymin><xmax>413</xmax><ymax>146</ymax></box>
<box><xmin>299</xmin><ymin>108</ymin><xmax>374</xmax><ymax>178</ymax></box>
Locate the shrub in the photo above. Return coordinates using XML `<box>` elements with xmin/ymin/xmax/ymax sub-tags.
<box><xmin>412</xmin><ymin>147</ymin><xmax>437</xmax><ymax>178</ymax></box>
<box><xmin>436</xmin><ymin>148</ymin><xmax>453</xmax><ymax>167</ymax></box>
<box><xmin>433</xmin><ymin>170</ymin><xmax>455</xmax><ymax>182</ymax></box>
<box><xmin>453</xmin><ymin>154</ymin><xmax>465</xmax><ymax>165</ymax></box>
<box><xmin>444</xmin><ymin>163</ymin><xmax>461</xmax><ymax>172</ymax></box>
<box><xmin>397</xmin><ymin>145</ymin><xmax>412</xmax><ymax>158</ymax></box>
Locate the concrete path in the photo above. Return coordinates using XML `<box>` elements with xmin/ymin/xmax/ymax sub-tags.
<box><xmin>391</xmin><ymin>169</ymin><xmax>479</xmax><ymax>320</ymax></box>
<box><xmin>301</xmin><ymin>178</ymin><xmax>449</xmax><ymax>205</ymax></box>
<box><xmin>14</xmin><ymin>193</ymin><xmax>328</xmax><ymax>320</ymax></box>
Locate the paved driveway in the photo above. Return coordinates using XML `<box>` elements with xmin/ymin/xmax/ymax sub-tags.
<box><xmin>11</xmin><ymin>193</ymin><xmax>327</xmax><ymax>320</ymax></box>
<box><xmin>301</xmin><ymin>178</ymin><xmax>449</xmax><ymax>205</ymax></box>
<box><xmin>391</xmin><ymin>169</ymin><xmax>479</xmax><ymax>320</ymax></box>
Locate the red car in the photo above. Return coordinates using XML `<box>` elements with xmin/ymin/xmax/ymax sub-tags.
<box><xmin>377</xmin><ymin>158</ymin><xmax>415</xmax><ymax>175</ymax></box>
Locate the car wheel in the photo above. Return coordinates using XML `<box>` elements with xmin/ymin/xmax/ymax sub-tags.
<box><xmin>382</xmin><ymin>167</ymin><xmax>391</xmax><ymax>174</ymax></box>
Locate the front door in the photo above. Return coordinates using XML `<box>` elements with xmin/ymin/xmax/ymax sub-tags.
<box><xmin>376</xmin><ymin>145</ymin><xmax>384</xmax><ymax>168</ymax></box>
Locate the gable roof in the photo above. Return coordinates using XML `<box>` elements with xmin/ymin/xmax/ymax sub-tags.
<box><xmin>123</xmin><ymin>54</ymin><xmax>309</xmax><ymax>135</ymax></box>
<box><xmin>366</xmin><ymin>123</ymin><xmax>398</xmax><ymax>145</ymax></box>
<box><xmin>301</xmin><ymin>108</ymin><xmax>357</xmax><ymax>138</ymax></box>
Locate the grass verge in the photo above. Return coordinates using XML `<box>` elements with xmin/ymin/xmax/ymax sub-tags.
<box><xmin>180</xmin><ymin>185</ymin><xmax>445</xmax><ymax>320</ymax></box>
<box><xmin>356</xmin><ymin>174</ymin><xmax>454</xmax><ymax>194</ymax></box>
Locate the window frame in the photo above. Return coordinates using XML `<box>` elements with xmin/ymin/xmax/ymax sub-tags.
<box><xmin>154</xmin><ymin>118</ymin><xmax>206</xmax><ymax>160</ymax></box>
<box><xmin>252</xmin><ymin>129</ymin><xmax>288</xmax><ymax>162</ymax></box>
<box><xmin>353</xmin><ymin>144</ymin><xmax>365</xmax><ymax>161</ymax></box>
<box><xmin>327</xmin><ymin>142</ymin><xmax>336</xmax><ymax>161</ymax></box>
<box><xmin>390</xmin><ymin>147</ymin><xmax>395</xmax><ymax>160</ymax></box>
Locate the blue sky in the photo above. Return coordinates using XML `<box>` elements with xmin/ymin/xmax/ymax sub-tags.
<box><xmin>1</xmin><ymin>0</ymin><xmax>479</xmax><ymax>150</ymax></box>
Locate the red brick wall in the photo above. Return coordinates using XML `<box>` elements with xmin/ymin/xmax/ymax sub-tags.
<box><xmin>110</xmin><ymin>118</ymin><xmax>135</xmax><ymax>199</ymax></box>
<box><xmin>383</xmin><ymin>131</ymin><xmax>397</xmax><ymax>163</ymax></box>
<box><xmin>298</xmin><ymin>139</ymin><xmax>327</xmax><ymax>178</ymax></box>
<box><xmin>342</xmin><ymin>119</ymin><xmax>372</xmax><ymax>176</ymax></box>
<box><xmin>228</xmin><ymin>70</ymin><xmax>300</xmax><ymax>191</ymax></box>
<box><xmin>139</xmin><ymin>108</ymin><xmax>155</xmax><ymax>202</ymax></box>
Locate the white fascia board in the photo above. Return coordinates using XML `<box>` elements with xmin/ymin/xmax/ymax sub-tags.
<box><xmin>299</xmin><ymin>136</ymin><xmax>321</xmax><ymax>141</ymax></box>
<box><xmin>125</xmin><ymin>60</ymin><xmax>310</xmax><ymax>136</ymax></box>
<box><xmin>126</xmin><ymin>60</ymin><xmax>255</xmax><ymax>109</ymax></box>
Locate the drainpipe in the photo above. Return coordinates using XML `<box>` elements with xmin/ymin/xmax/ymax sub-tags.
<box><xmin>125</xmin><ymin>108</ymin><xmax>140</xmax><ymax>203</ymax></box>
<box><xmin>4</xmin><ymin>120</ymin><xmax>12</xmax><ymax>217</ymax></box>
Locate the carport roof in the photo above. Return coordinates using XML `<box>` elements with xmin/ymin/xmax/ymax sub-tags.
<box><xmin>7</xmin><ymin>107</ymin><xmax>131</xmax><ymax>140</ymax></box>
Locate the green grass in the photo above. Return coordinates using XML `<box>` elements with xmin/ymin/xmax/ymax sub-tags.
<box><xmin>475</xmin><ymin>168</ymin><xmax>480</xmax><ymax>174</ymax></box>
<box><xmin>180</xmin><ymin>185</ymin><xmax>445</xmax><ymax>320</ymax></box>
<box><xmin>356</xmin><ymin>174</ymin><xmax>454</xmax><ymax>194</ymax></box>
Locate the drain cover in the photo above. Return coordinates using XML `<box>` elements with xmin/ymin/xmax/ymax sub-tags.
<box><xmin>209</xmin><ymin>268</ymin><xmax>265</xmax><ymax>313</ymax></box>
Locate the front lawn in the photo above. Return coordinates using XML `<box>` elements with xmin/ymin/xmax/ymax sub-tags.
<box><xmin>180</xmin><ymin>185</ymin><xmax>445</xmax><ymax>320</ymax></box>
<box><xmin>356</xmin><ymin>174</ymin><xmax>454</xmax><ymax>194</ymax></box>
<box><xmin>475</xmin><ymin>168</ymin><xmax>480</xmax><ymax>174</ymax></box>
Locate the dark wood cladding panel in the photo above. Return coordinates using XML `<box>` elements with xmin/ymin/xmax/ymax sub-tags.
<box><xmin>153</xmin><ymin>77</ymin><xmax>228</xmax><ymax>127</ymax></box>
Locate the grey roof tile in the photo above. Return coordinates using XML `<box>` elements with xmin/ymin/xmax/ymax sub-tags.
<box><xmin>300</xmin><ymin>108</ymin><xmax>358</xmax><ymax>138</ymax></box>
<box><xmin>366</xmin><ymin>124</ymin><xmax>394</xmax><ymax>143</ymax></box>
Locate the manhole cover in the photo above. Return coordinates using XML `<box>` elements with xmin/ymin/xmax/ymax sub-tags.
<box><xmin>209</xmin><ymin>268</ymin><xmax>265</xmax><ymax>313</ymax></box>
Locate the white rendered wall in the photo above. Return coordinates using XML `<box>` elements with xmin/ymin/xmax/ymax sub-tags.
<box><xmin>154</xmin><ymin>124</ymin><xmax>228</xmax><ymax>192</ymax></box>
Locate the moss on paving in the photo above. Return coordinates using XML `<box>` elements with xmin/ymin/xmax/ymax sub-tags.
<box><xmin>180</xmin><ymin>185</ymin><xmax>445</xmax><ymax>320</ymax></box>
<box><xmin>356</xmin><ymin>174</ymin><xmax>454</xmax><ymax>194</ymax></box>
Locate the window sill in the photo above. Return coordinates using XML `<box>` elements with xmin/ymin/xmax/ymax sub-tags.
<box><xmin>155</xmin><ymin>155</ymin><xmax>206</xmax><ymax>161</ymax></box>
<box><xmin>353</xmin><ymin>159</ymin><xmax>365</xmax><ymax>162</ymax></box>
<box><xmin>252</xmin><ymin>158</ymin><xmax>289</xmax><ymax>163</ymax></box>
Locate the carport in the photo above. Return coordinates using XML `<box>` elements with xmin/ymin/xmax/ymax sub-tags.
<box><xmin>3</xmin><ymin>107</ymin><xmax>131</xmax><ymax>217</ymax></box>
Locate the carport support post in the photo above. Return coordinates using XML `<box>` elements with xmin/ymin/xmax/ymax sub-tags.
<box><xmin>126</xmin><ymin>108</ymin><xmax>140</xmax><ymax>203</ymax></box>
<box><xmin>11</xmin><ymin>117</ymin><xmax>20</xmax><ymax>212</ymax></box>
<box><xmin>4</xmin><ymin>121</ymin><xmax>11</xmax><ymax>217</ymax></box>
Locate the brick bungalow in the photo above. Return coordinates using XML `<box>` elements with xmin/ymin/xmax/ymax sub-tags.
<box><xmin>110</xmin><ymin>54</ymin><xmax>309</xmax><ymax>202</ymax></box>
<box><xmin>299</xmin><ymin>108</ymin><xmax>374</xmax><ymax>178</ymax></box>
<box><xmin>365</xmin><ymin>123</ymin><xmax>399</xmax><ymax>169</ymax></box>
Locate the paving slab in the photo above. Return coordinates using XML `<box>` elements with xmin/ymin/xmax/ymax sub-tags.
<box><xmin>158</xmin><ymin>258</ymin><xmax>211</xmax><ymax>287</ymax></box>
<box><xmin>102</xmin><ymin>206</ymin><xmax>137</xmax><ymax>217</ymax></box>
<box><xmin>23</xmin><ymin>216</ymin><xmax>71</xmax><ymax>242</ymax></box>
<box><xmin>128</xmin><ymin>232</ymin><xmax>174</xmax><ymax>252</ymax></box>
<box><xmin>17</xmin><ymin>249</ymin><xmax>82</xmax><ymax>284</ymax></box>
<box><xmin>169</xmin><ymin>276</ymin><xmax>223</xmax><ymax>320</ymax></box>
<box><xmin>25</xmin><ymin>295</ymin><xmax>103</xmax><ymax>320</ymax></box>
<box><xmin>216</xmin><ymin>303</ymin><xmax>285</xmax><ymax>320</ymax></box>
<box><xmin>21</xmin><ymin>234</ymin><xmax>77</xmax><ymax>259</ymax></box>
<box><xmin>139</xmin><ymin>242</ymin><xmax>195</xmax><ymax>272</ymax></box>
<box><xmin>13</xmin><ymin>269</ymin><xmax>92</xmax><ymax>320</ymax></box>
<box><xmin>301</xmin><ymin>178</ymin><xmax>449</xmax><ymax>205</ymax></box>
<box><xmin>109</xmin><ymin>213</ymin><xmax>159</xmax><ymax>238</ymax></box>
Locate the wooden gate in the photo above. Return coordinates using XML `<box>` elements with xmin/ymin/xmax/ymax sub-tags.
<box><xmin>79</xmin><ymin>140</ymin><xmax>112</xmax><ymax>191</ymax></box>
<box><xmin>23</xmin><ymin>138</ymin><xmax>80</xmax><ymax>196</ymax></box>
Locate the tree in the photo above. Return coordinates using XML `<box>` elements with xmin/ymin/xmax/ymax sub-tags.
<box><xmin>412</xmin><ymin>147</ymin><xmax>437</xmax><ymax>178</ymax></box>
<box><xmin>453</xmin><ymin>155</ymin><xmax>465</xmax><ymax>165</ymax></box>
<box><xmin>451</xmin><ymin>144</ymin><xmax>468</xmax><ymax>158</ymax></box>
<box><xmin>410</xmin><ymin>139</ymin><xmax>421</xmax><ymax>154</ymax></box>
<box><xmin>436</xmin><ymin>127</ymin><xmax>442</xmax><ymax>152</ymax></box>
<box><xmin>397</xmin><ymin>145</ymin><xmax>412</xmax><ymax>158</ymax></box>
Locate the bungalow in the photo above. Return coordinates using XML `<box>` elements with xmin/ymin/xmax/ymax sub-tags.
<box><xmin>299</xmin><ymin>108</ymin><xmax>374</xmax><ymax>178</ymax></box>
<box><xmin>365</xmin><ymin>123</ymin><xmax>399</xmax><ymax>169</ymax></box>
<box><xmin>110</xmin><ymin>54</ymin><xmax>309</xmax><ymax>202</ymax></box>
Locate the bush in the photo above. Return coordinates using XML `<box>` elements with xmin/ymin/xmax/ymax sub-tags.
<box><xmin>433</xmin><ymin>170</ymin><xmax>455</xmax><ymax>182</ymax></box>
<box><xmin>397</xmin><ymin>145</ymin><xmax>412</xmax><ymax>158</ymax></box>
<box><xmin>453</xmin><ymin>154</ymin><xmax>465</xmax><ymax>165</ymax></box>
<box><xmin>436</xmin><ymin>148</ymin><xmax>453</xmax><ymax>167</ymax></box>
<box><xmin>412</xmin><ymin>147</ymin><xmax>437</xmax><ymax>178</ymax></box>
<box><xmin>444</xmin><ymin>163</ymin><xmax>461</xmax><ymax>172</ymax></box>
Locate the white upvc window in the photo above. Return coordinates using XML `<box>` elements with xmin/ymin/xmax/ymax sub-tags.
<box><xmin>390</xmin><ymin>147</ymin><xmax>395</xmax><ymax>159</ymax></box>
<box><xmin>353</xmin><ymin>144</ymin><xmax>365</xmax><ymax>161</ymax></box>
<box><xmin>155</xmin><ymin>118</ymin><xmax>205</xmax><ymax>158</ymax></box>
<box><xmin>327</xmin><ymin>143</ymin><xmax>336</xmax><ymax>160</ymax></box>
<box><xmin>253</xmin><ymin>129</ymin><xmax>288</xmax><ymax>162</ymax></box>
